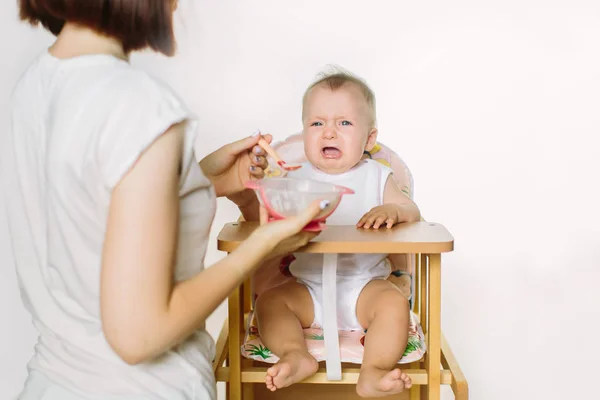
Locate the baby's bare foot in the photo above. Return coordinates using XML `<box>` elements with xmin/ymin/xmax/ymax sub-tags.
<box><xmin>265</xmin><ymin>350</ymin><xmax>318</xmax><ymax>391</ymax></box>
<box><xmin>356</xmin><ymin>367</ymin><xmax>412</xmax><ymax>398</ymax></box>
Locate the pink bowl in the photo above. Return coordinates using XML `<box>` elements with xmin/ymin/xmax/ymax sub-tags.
<box><xmin>245</xmin><ymin>178</ymin><xmax>354</xmax><ymax>231</ymax></box>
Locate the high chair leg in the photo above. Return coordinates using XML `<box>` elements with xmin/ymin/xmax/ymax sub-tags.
<box><xmin>213</xmin><ymin>319</ymin><xmax>229</xmax><ymax>374</ymax></box>
<box><xmin>419</xmin><ymin>254</ymin><xmax>428</xmax><ymax>400</ymax></box>
<box><xmin>441</xmin><ymin>333</ymin><xmax>469</xmax><ymax>400</ymax></box>
<box><xmin>228</xmin><ymin>284</ymin><xmax>243</xmax><ymax>400</ymax></box>
<box><xmin>425</xmin><ymin>254</ymin><xmax>441</xmax><ymax>400</ymax></box>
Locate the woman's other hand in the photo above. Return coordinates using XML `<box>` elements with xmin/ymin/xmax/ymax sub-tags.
<box><xmin>199</xmin><ymin>131</ymin><xmax>272</xmax><ymax>200</ymax></box>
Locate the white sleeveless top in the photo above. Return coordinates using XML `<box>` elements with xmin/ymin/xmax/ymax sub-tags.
<box><xmin>4</xmin><ymin>52</ymin><xmax>217</xmax><ymax>399</ymax></box>
<box><xmin>286</xmin><ymin>160</ymin><xmax>393</xmax><ymax>281</ymax></box>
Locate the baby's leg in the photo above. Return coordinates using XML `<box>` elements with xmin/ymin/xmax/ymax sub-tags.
<box><xmin>355</xmin><ymin>279</ymin><xmax>412</xmax><ymax>398</ymax></box>
<box><xmin>255</xmin><ymin>281</ymin><xmax>318</xmax><ymax>391</ymax></box>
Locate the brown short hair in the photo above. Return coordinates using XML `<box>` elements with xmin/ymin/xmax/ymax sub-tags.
<box><xmin>18</xmin><ymin>0</ymin><xmax>176</xmax><ymax>56</ymax></box>
<box><xmin>302</xmin><ymin>66</ymin><xmax>377</xmax><ymax>125</ymax></box>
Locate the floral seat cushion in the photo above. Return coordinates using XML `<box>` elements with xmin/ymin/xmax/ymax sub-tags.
<box><xmin>241</xmin><ymin>309</ymin><xmax>426</xmax><ymax>365</ymax></box>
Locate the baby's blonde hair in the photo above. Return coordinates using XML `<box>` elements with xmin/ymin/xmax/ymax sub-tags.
<box><xmin>302</xmin><ymin>66</ymin><xmax>377</xmax><ymax>126</ymax></box>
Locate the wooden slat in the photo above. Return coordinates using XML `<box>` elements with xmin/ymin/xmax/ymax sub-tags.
<box><xmin>216</xmin><ymin>367</ymin><xmax>452</xmax><ymax>386</ymax></box>
<box><xmin>413</xmin><ymin>253</ymin><xmax>421</xmax><ymax>315</ymax></box>
<box><xmin>441</xmin><ymin>333</ymin><xmax>469</xmax><ymax>400</ymax></box>
<box><xmin>218</xmin><ymin>222</ymin><xmax>454</xmax><ymax>254</ymax></box>
<box><xmin>426</xmin><ymin>254</ymin><xmax>441</xmax><ymax>400</ymax></box>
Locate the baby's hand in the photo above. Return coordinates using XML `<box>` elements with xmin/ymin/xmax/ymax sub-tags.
<box><xmin>357</xmin><ymin>204</ymin><xmax>403</xmax><ymax>230</ymax></box>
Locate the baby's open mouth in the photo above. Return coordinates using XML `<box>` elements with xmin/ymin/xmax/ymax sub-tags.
<box><xmin>321</xmin><ymin>146</ymin><xmax>342</xmax><ymax>159</ymax></box>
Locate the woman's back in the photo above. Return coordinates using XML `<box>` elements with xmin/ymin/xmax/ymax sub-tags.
<box><xmin>6</xmin><ymin>51</ymin><xmax>217</xmax><ymax>399</ymax></box>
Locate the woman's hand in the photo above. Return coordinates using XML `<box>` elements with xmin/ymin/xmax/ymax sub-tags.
<box><xmin>199</xmin><ymin>132</ymin><xmax>272</xmax><ymax>200</ymax></box>
<box><xmin>252</xmin><ymin>199</ymin><xmax>328</xmax><ymax>259</ymax></box>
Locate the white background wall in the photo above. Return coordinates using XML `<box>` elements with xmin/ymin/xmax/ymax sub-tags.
<box><xmin>2</xmin><ymin>0</ymin><xmax>600</xmax><ymax>399</ymax></box>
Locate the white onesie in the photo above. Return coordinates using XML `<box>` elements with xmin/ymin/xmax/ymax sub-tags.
<box><xmin>286</xmin><ymin>159</ymin><xmax>393</xmax><ymax>331</ymax></box>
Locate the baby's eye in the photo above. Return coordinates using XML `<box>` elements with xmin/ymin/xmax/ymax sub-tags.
<box><xmin>341</xmin><ymin>120</ymin><xmax>352</xmax><ymax>126</ymax></box>
<box><xmin>311</xmin><ymin>121</ymin><xmax>323</xmax><ymax>127</ymax></box>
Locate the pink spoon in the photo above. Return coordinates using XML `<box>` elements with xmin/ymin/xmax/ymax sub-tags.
<box><xmin>255</xmin><ymin>131</ymin><xmax>302</xmax><ymax>171</ymax></box>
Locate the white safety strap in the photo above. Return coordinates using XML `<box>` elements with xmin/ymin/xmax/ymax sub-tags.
<box><xmin>322</xmin><ymin>253</ymin><xmax>342</xmax><ymax>380</ymax></box>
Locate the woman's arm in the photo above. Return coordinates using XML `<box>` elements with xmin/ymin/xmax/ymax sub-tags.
<box><xmin>101</xmin><ymin>125</ymin><xmax>319</xmax><ymax>364</ymax></box>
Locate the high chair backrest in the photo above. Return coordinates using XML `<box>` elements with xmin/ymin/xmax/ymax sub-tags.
<box><xmin>252</xmin><ymin>133</ymin><xmax>416</xmax><ymax>299</ymax></box>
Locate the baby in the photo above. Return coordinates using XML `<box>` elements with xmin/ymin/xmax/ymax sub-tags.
<box><xmin>255</xmin><ymin>69</ymin><xmax>421</xmax><ymax>398</ymax></box>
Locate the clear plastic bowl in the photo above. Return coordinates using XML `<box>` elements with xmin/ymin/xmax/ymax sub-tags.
<box><xmin>245</xmin><ymin>178</ymin><xmax>354</xmax><ymax>231</ymax></box>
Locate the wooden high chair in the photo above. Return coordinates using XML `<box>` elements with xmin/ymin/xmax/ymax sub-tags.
<box><xmin>213</xmin><ymin>136</ymin><xmax>468</xmax><ymax>400</ymax></box>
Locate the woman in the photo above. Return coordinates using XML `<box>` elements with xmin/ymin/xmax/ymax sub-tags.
<box><xmin>5</xmin><ymin>1</ymin><xmax>325</xmax><ymax>399</ymax></box>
